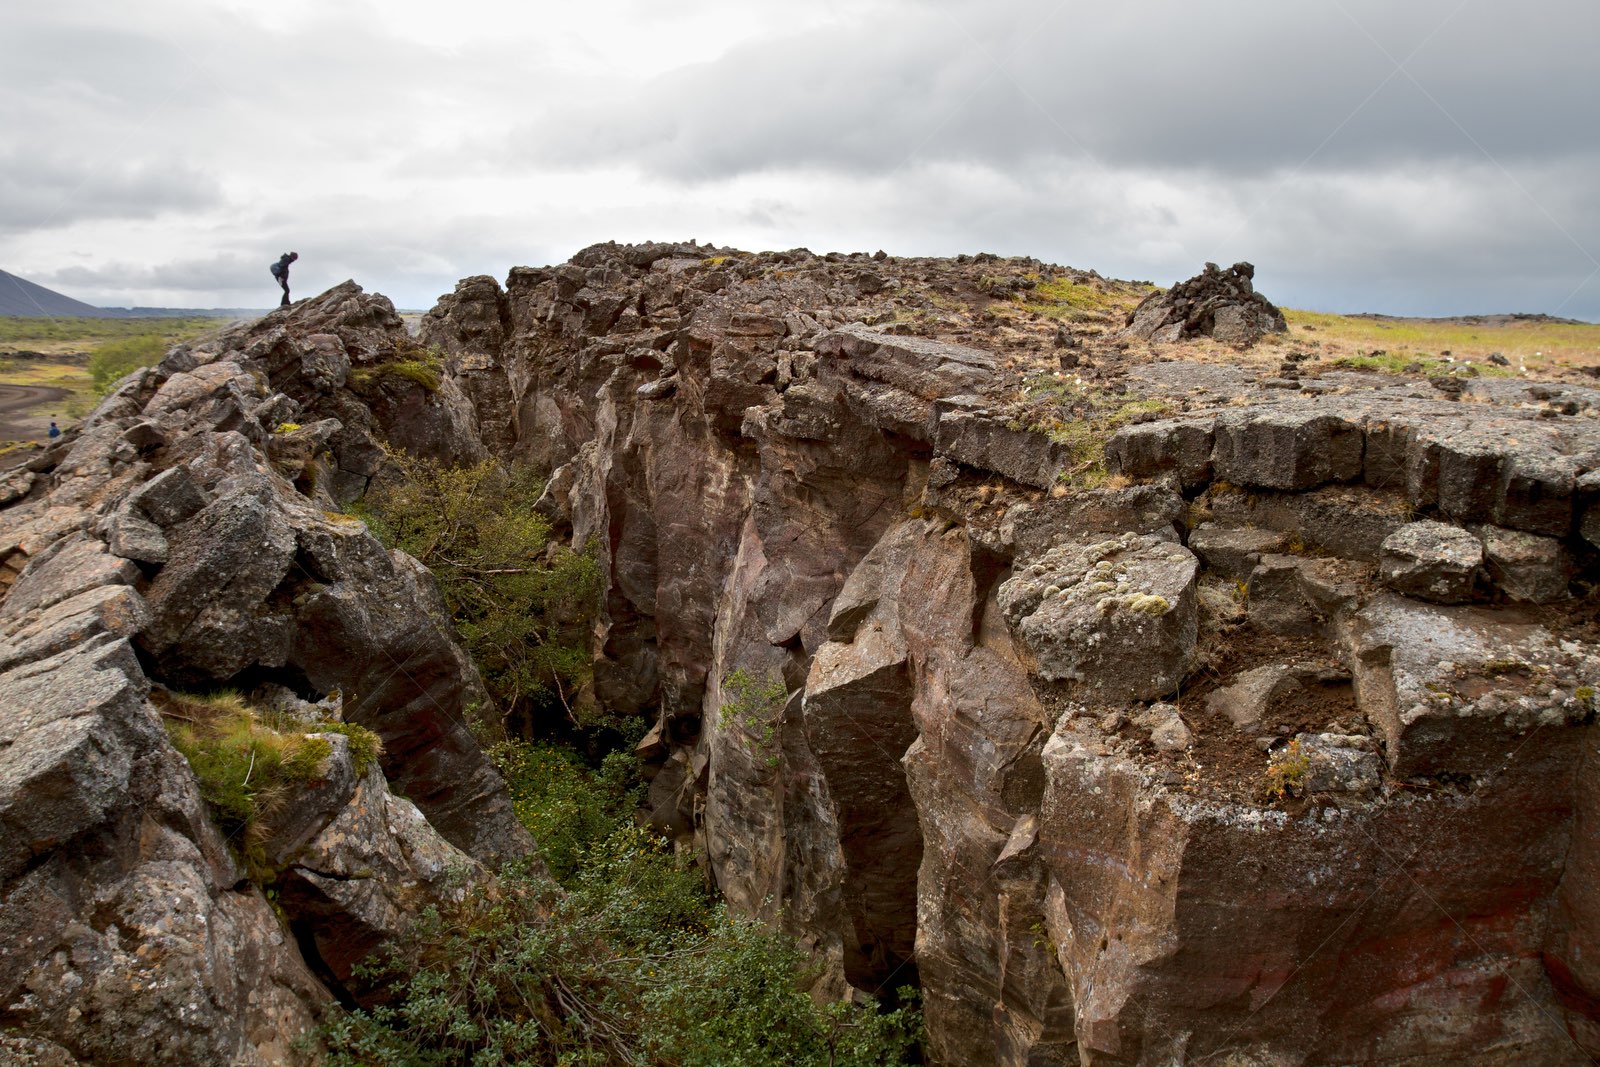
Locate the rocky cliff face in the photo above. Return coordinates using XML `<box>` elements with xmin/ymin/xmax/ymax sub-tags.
<box><xmin>7</xmin><ymin>247</ymin><xmax>1599</xmax><ymax>1065</ymax></box>
<box><xmin>0</xmin><ymin>284</ymin><xmax>529</xmax><ymax>1063</ymax></box>
<box><xmin>421</xmin><ymin>243</ymin><xmax>1600</xmax><ymax>1065</ymax></box>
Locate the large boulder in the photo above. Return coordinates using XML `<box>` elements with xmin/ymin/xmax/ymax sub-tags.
<box><xmin>997</xmin><ymin>532</ymin><xmax>1199</xmax><ymax>701</ymax></box>
<box><xmin>1121</xmin><ymin>261</ymin><xmax>1288</xmax><ymax>346</ymax></box>
<box><xmin>1378</xmin><ymin>520</ymin><xmax>1482</xmax><ymax>603</ymax></box>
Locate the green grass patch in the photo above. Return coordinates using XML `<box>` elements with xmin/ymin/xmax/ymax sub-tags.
<box><xmin>1020</xmin><ymin>373</ymin><xmax>1173</xmax><ymax>487</ymax></box>
<box><xmin>0</xmin><ymin>315</ymin><xmax>225</xmax><ymax>353</ymax></box>
<box><xmin>155</xmin><ymin>689</ymin><xmax>382</xmax><ymax>878</ymax></box>
<box><xmin>348</xmin><ymin>342</ymin><xmax>445</xmax><ymax>393</ymax></box>
<box><xmin>1020</xmin><ymin>276</ymin><xmax>1148</xmax><ymax>323</ymax></box>
<box><xmin>1284</xmin><ymin>309</ymin><xmax>1600</xmax><ymax>373</ymax></box>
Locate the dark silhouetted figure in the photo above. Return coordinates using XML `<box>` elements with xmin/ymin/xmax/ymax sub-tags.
<box><xmin>270</xmin><ymin>252</ymin><xmax>299</xmax><ymax>307</ymax></box>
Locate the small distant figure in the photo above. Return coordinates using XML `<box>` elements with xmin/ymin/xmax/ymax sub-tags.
<box><xmin>270</xmin><ymin>252</ymin><xmax>299</xmax><ymax>307</ymax></box>
<box><xmin>47</xmin><ymin>419</ymin><xmax>61</xmax><ymax>439</ymax></box>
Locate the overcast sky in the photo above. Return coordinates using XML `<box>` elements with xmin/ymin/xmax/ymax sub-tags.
<box><xmin>3</xmin><ymin>0</ymin><xmax>1598</xmax><ymax>317</ymax></box>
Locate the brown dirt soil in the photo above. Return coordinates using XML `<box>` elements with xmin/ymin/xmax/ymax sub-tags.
<box><xmin>1171</xmin><ymin>626</ymin><xmax>1360</xmax><ymax>804</ymax></box>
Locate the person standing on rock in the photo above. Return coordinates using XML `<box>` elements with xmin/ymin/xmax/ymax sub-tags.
<box><xmin>270</xmin><ymin>252</ymin><xmax>298</xmax><ymax>307</ymax></box>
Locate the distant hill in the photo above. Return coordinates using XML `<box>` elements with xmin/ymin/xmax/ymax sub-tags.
<box><xmin>0</xmin><ymin>269</ymin><xmax>269</xmax><ymax>319</ymax></box>
<box><xmin>0</xmin><ymin>268</ymin><xmax>124</xmax><ymax>318</ymax></box>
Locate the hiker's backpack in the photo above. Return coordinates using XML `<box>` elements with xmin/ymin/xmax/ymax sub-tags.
<box><xmin>270</xmin><ymin>259</ymin><xmax>286</xmax><ymax>278</ymax></box>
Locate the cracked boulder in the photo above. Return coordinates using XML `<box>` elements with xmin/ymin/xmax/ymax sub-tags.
<box><xmin>1378</xmin><ymin>520</ymin><xmax>1482</xmax><ymax>604</ymax></box>
<box><xmin>275</xmin><ymin>754</ymin><xmax>486</xmax><ymax>1003</ymax></box>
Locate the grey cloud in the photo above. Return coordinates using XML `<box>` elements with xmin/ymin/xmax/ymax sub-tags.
<box><xmin>516</xmin><ymin>0</ymin><xmax>1599</xmax><ymax>181</ymax></box>
<box><xmin>0</xmin><ymin>154</ymin><xmax>224</xmax><ymax>234</ymax></box>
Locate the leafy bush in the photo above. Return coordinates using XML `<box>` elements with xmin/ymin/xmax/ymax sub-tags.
<box><xmin>321</xmin><ymin>742</ymin><xmax>922</xmax><ymax>1066</ymax></box>
<box><xmin>720</xmin><ymin>668</ymin><xmax>788</xmax><ymax>767</ymax></box>
<box><xmin>88</xmin><ymin>335</ymin><xmax>168</xmax><ymax>393</ymax></box>
<box><xmin>492</xmin><ymin>741</ymin><xmax>642</xmax><ymax>882</ymax></box>
<box><xmin>355</xmin><ymin>453</ymin><xmax>600</xmax><ymax>730</ymax></box>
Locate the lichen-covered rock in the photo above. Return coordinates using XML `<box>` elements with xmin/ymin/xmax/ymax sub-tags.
<box><xmin>998</xmin><ymin>533</ymin><xmax>1198</xmax><ymax>701</ymax></box>
<box><xmin>1295</xmin><ymin>732</ymin><xmax>1382</xmax><ymax>794</ymax></box>
<box><xmin>1347</xmin><ymin>593</ymin><xmax>1593</xmax><ymax>778</ymax></box>
<box><xmin>1379</xmin><ymin>519</ymin><xmax>1483</xmax><ymax>603</ymax></box>
<box><xmin>277</xmin><ymin>757</ymin><xmax>486</xmax><ymax>1002</ymax></box>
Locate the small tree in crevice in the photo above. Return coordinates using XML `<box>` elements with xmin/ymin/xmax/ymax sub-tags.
<box><xmin>356</xmin><ymin>451</ymin><xmax>600</xmax><ymax>733</ymax></box>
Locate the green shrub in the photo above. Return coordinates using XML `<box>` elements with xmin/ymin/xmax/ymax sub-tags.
<box><xmin>321</xmin><ymin>741</ymin><xmax>922</xmax><ymax>1067</ymax></box>
<box><xmin>355</xmin><ymin>452</ymin><xmax>600</xmax><ymax>731</ymax></box>
<box><xmin>720</xmin><ymin>668</ymin><xmax>788</xmax><ymax>767</ymax></box>
<box><xmin>88</xmin><ymin>335</ymin><xmax>168</xmax><ymax>393</ymax></box>
<box><xmin>492</xmin><ymin>741</ymin><xmax>642</xmax><ymax>882</ymax></box>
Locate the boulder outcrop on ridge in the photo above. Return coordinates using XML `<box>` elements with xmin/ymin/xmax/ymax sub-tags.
<box><xmin>1121</xmin><ymin>260</ymin><xmax>1289</xmax><ymax>346</ymax></box>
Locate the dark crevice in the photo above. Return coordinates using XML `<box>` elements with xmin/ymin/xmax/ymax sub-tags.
<box><xmin>967</xmin><ymin>539</ymin><xmax>1011</xmax><ymax>644</ymax></box>
<box><xmin>288</xmin><ymin>917</ymin><xmax>360</xmax><ymax>1011</ymax></box>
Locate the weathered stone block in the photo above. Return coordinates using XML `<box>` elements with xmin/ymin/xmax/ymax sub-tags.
<box><xmin>1212</xmin><ymin>409</ymin><xmax>1364</xmax><ymax>490</ymax></box>
<box><xmin>1379</xmin><ymin>520</ymin><xmax>1482</xmax><ymax>604</ymax></box>
<box><xmin>1478</xmin><ymin>525</ymin><xmax>1571</xmax><ymax>604</ymax></box>
<box><xmin>1104</xmin><ymin>417</ymin><xmax>1215</xmax><ymax>490</ymax></box>
<box><xmin>999</xmin><ymin>532</ymin><xmax>1198</xmax><ymax>701</ymax></box>
<box><xmin>1188</xmin><ymin>524</ymin><xmax>1289</xmax><ymax>581</ymax></box>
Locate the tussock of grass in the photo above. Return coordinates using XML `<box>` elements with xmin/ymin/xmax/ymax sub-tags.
<box><xmin>156</xmin><ymin>689</ymin><xmax>382</xmax><ymax>878</ymax></box>
<box><xmin>314</xmin><ymin>720</ymin><xmax>384</xmax><ymax>775</ymax></box>
<box><xmin>348</xmin><ymin>342</ymin><xmax>445</xmax><ymax>393</ymax></box>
